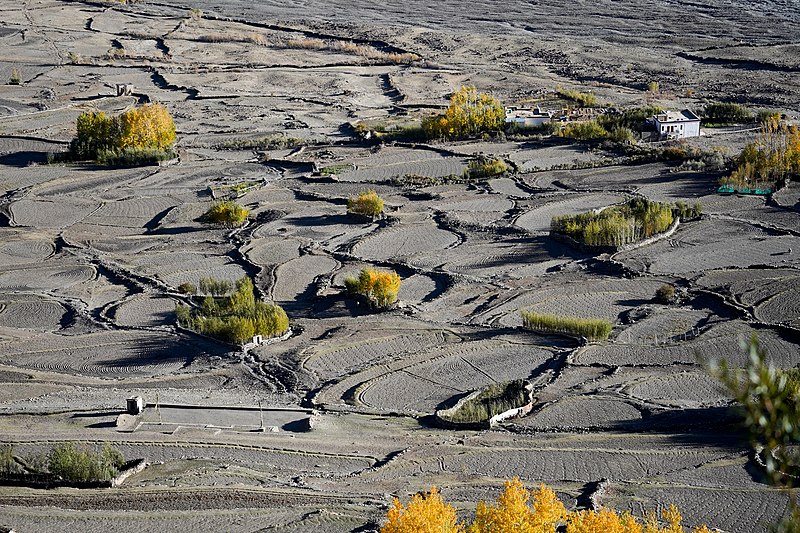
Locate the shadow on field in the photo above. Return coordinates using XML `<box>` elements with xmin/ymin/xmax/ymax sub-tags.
<box><xmin>0</xmin><ymin>151</ymin><xmax>49</xmax><ymax>167</ymax></box>
<box><xmin>616</xmin><ymin>405</ymin><xmax>749</xmax><ymax>450</ymax></box>
<box><xmin>94</xmin><ymin>333</ymin><xmax>229</xmax><ymax>370</ymax></box>
<box><xmin>289</xmin><ymin>214</ymin><xmax>363</xmax><ymax>227</ymax></box>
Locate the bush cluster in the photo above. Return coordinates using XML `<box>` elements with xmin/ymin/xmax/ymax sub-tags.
<box><xmin>463</xmin><ymin>156</ymin><xmax>508</xmax><ymax>179</ymax></box>
<box><xmin>344</xmin><ymin>268</ymin><xmax>401</xmax><ymax>309</ymax></box>
<box><xmin>598</xmin><ymin>106</ymin><xmax>663</xmax><ymax>133</ymax></box>
<box><xmin>702</xmin><ymin>102</ymin><xmax>753</xmax><ymax>125</ymax></box>
<box><xmin>521</xmin><ymin>310</ymin><xmax>612</xmax><ymax>341</ymax></box>
<box><xmin>203</xmin><ymin>200</ymin><xmax>249</xmax><ymax>227</ymax></box>
<box><xmin>347</xmin><ymin>190</ymin><xmax>384</xmax><ymax>218</ymax></box>
<box><xmin>9</xmin><ymin>67</ymin><xmax>22</xmax><ymax>85</ymax></box>
<box><xmin>655</xmin><ymin>284</ymin><xmax>676</xmax><ymax>304</ymax></box>
<box><xmin>70</xmin><ymin>104</ymin><xmax>176</xmax><ymax>162</ymax></box>
<box><xmin>48</xmin><ymin>442</ymin><xmax>124</xmax><ymax>483</ymax></box>
<box><xmin>551</xmin><ymin>198</ymin><xmax>675</xmax><ymax>248</ymax></box>
<box><xmin>422</xmin><ymin>86</ymin><xmax>505</xmax><ymax>140</ymax></box>
<box><xmin>176</xmin><ymin>277</ymin><xmax>289</xmax><ymax>344</ymax></box>
<box><xmin>560</xmin><ymin>120</ymin><xmax>608</xmax><ymax>141</ymax></box>
<box><xmin>673</xmin><ymin>201</ymin><xmax>703</xmax><ymax>220</ymax></box>
<box><xmin>214</xmin><ymin>134</ymin><xmax>302</xmax><ymax>151</ymax></box>
<box><xmin>556</xmin><ymin>87</ymin><xmax>598</xmax><ymax>107</ymax></box>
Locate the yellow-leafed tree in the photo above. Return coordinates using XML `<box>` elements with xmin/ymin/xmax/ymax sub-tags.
<box><xmin>344</xmin><ymin>267</ymin><xmax>401</xmax><ymax>309</ymax></box>
<box><xmin>116</xmin><ymin>103</ymin><xmax>176</xmax><ymax>151</ymax></box>
<box><xmin>381</xmin><ymin>487</ymin><xmax>463</xmax><ymax>533</ymax></box>
<box><xmin>423</xmin><ymin>85</ymin><xmax>505</xmax><ymax>140</ymax></box>
<box><xmin>468</xmin><ymin>479</ymin><xmax>566</xmax><ymax>533</ymax></box>
<box><xmin>70</xmin><ymin>103</ymin><xmax>176</xmax><ymax>162</ymax></box>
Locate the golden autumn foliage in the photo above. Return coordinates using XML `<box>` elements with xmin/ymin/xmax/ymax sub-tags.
<box><xmin>347</xmin><ymin>190</ymin><xmax>385</xmax><ymax>218</ymax></box>
<box><xmin>423</xmin><ymin>85</ymin><xmax>505</xmax><ymax>140</ymax></box>
<box><xmin>468</xmin><ymin>479</ymin><xmax>566</xmax><ymax>533</ymax></box>
<box><xmin>723</xmin><ymin>117</ymin><xmax>800</xmax><ymax>191</ymax></box>
<box><xmin>116</xmin><ymin>103</ymin><xmax>176</xmax><ymax>151</ymax></box>
<box><xmin>381</xmin><ymin>487</ymin><xmax>463</xmax><ymax>533</ymax></box>
<box><xmin>70</xmin><ymin>103</ymin><xmax>176</xmax><ymax>162</ymax></box>
<box><xmin>344</xmin><ymin>267</ymin><xmax>401</xmax><ymax>309</ymax></box>
<box><xmin>381</xmin><ymin>481</ymin><xmax>716</xmax><ymax>533</ymax></box>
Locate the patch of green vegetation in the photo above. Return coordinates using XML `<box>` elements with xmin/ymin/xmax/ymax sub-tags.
<box><xmin>443</xmin><ymin>380</ymin><xmax>530</xmax><ymax>424</ymax></box>
<box><xmin>560</xmin><ymin>120</ymin><xmax>607</xmax><ymax>141</ymax></box>
<box><xmin>702</xmin><ymin>102</ymin><xmax>753</xmax><ymax>126</ymax></box>
<box><xmin>521</xmin><ymin>310</ymin><xmax>612</xmax><ymax>341</ymax></box>
<box><xmin>319</xmin><ymin>164</ymin><xmax>353</xmax><ymax>176</ymax></box>
<box><xmin>203</xmin><ymin>200</ymin><xmax>249</xmax><ymax>227</ymax></box>
<box><xmin>48</xmin><ymin>442</ymin><xmax>124</xmax><ymax>482</ymax></box>
<box><xmin>551</xmin><ymin>197</ymin><xmax>675</xmax><ymax>247</ymax></box>
<box><xmin>556</xmin><ymin>87</ymin><xmax>598</xmax><ymax>107</ymax></box>
<box><xmin>213</xmin><ymin>135</ymin><xmax>302</xmax><ymax>151</ymax></box>
<box><xmin>96</xmin><ymin>147</ymin><xmax>175</xmax><ymax>167</ymax></box>
<box><xmin>176</xmin><ymin>277</ymin><xmax>289</xmax><ymax>344</ymax></box>
<box><xmin>599</xmin><ymin>106</ymin><xmax>663</xmax><ymax>133</ymax></box>
<box><xmin>673</xmin><ymin>201</ymin><xmax>703</xmax><ymax>220</ymax></box>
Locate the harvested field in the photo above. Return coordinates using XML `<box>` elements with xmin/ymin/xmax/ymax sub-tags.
<box><xmin>351</xmin><ymin>221</ymin><xmax>460</xmax><ymax>261</ymax></box>
<box><xmin>1</xmin><ymin>0</ymin><xmax>799</xmax><ymax>530</ymax></box>
<box><xmin>616</xmin><ymin>218</ymin><xmax>800</xmax><ymax>274</ymax></box>
<box><xmin>0</xmin><ymin>297</ymin><xmax>66</xmax><ymax>331</ymax></box>
<box><xmin>112</xmin><ymin>295</ymin><xmax>179</xmax><ymax>328</ymax></box>
<box><xmin>0</xmin><ymin>331</ymin><xmax>201</xmax><ymax>378</ymax></box>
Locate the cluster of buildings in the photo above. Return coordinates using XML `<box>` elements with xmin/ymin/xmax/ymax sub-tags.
<box><xmin>504</xmin><ymin>106</ymin><xmax>701</xmax><ymax>141</ymax></box>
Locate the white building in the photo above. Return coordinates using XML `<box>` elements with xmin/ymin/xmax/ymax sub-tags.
<box><xmin>652</xmin><ymin>109</ymin><xmax>701</xmax><ymax>140</ymax></box>
<box><xmin>505</xmin><ymin>107</ymin><xmax>552</xmax><ymax>128</ymax></box>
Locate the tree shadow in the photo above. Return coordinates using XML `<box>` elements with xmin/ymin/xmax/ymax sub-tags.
<box><xmin>0</xmin><ymin>151</ymin><xmax>49</xmax><ymax>167</ymax></box>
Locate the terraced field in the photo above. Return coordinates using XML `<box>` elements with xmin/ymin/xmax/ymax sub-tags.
<box><xmin>0</xmin><ymin>0</ymin><xmax>798</xmax><ymax>531</ymax></box>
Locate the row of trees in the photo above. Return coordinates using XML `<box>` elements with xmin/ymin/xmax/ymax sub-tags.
<box><xmin>70</xmin><ymin>103</ymin><xmax>176</xmax><ymax>164</ymax></box>
<box><xmin>722</xmin><ymin>117</ymin><xmax>800</xmax><ymax>192</ymax></box>
<box><xmin>176</xmin><ymin>276</ymin><xmax>289</xmax><ymax>344</ymax></box>
<box><xmin>550</xmin><ymin>198</ymin><xmax>680</xmax><ymax>248</ymax></box>
<box><xmin>381</xmin><ymin>479</ymin><xmax>713</xmax><ymax>532</ymax></box>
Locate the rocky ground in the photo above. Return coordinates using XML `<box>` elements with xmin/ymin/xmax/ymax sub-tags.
<box><xmin>0</xmin><ymin>0</ymin><xmax>799</xmax><ymax>531</ymax></box>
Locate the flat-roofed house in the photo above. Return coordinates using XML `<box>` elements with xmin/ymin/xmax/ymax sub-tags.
<box><xmin>652</xmin><ymin>109</ymin><xmax>701</xmax><ymax>140</ymax></box>
<box><xmin>505</xmin><ymin>107</ymin><xmax>552</xmax><ymax>128</ymax></box>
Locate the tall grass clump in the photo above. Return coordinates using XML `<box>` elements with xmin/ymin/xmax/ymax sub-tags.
<box><xmin>463</xmin><ymin>156</ymin><xmax>508</xmax><ymax>179</ymax></box>
<box><xmin>443</xmin><ymin>380</ymin><xmax>529</xmax><ymax>424</ymax></box>
<box><xmin>521</xmin><ymin>310</ymin><xmax>612</xmax><ymax>341</ymax></box>
<box><xmin>175</xmin><ymin>276</ymin><xmax>288</xmax><ymax>344</ymax></box>
<box><xmin>347</xmin><ymin>190</ymin><xmax>384</xmax><ymax>218</ymax></box>
<box><xmin>551</xmin><ymin>197</ymin><xmax>676</xmax><ymax>247</ymax></box>
<box><xmin>203</xmin><ymin>200</ymin><xmax>249</xmax><ymax>227</ymax></box>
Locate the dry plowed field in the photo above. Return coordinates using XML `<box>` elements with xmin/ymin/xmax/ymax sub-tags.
<box><xmin>1</xmin><ymin>0</ymin><xmax>799</xmax><ymax>531</ymax></box>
